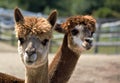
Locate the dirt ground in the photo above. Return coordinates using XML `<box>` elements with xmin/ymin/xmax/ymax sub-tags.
<box><xmin>0</xmin><ymin>42</ymin><xmax>120</xmax><ymax>83</ymax></box>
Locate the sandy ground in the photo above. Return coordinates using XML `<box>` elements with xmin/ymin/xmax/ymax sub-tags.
<box><xmin>0</xmin><ymin>42</ymin><xmax>120</xmax><ymax>83</ymax></box>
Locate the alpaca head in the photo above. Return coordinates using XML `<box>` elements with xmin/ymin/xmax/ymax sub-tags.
<box><xmin>14</xmin><ymin>8</ymin><xmax>57</xmax><ymax>68</ymax></box>
<box><xmin>55</xmin><ymin>15</ymin><xmax>96</xmax><ymax>53</ymax></box>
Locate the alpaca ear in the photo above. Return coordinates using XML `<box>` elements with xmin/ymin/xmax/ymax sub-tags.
<box><xmin>14</xmin><ymin>7</ymin><xmax>24</xmax><ymax>22</ymax></box>
<box><xmin>47</xmin><ymin>10</ymin><xmax>57</xmax><ymax>27</ymax></box>
<box><xmin>54</xmin><ymin>24</ymin><xmax>66</xmax><ymax>33</ymax></box>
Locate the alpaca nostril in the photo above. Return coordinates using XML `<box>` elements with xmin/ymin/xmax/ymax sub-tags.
<box><xmin>25</xmin><ymin>48</ymin><xmax>36</xmax><ymax>56</ymax></box>
<box><xmin>26</xmin><ymin>51</ymin><xmax>36</xmax><ymax>56</ymax></box>
<box><xmin>85</xmin><ymin>39</ymin><xmax>92</xmax><ymax>44</ymax></box>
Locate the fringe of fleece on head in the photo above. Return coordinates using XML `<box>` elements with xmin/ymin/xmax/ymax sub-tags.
<box><xmin>61</xmin><ymin>15</ymin><xmax>96</xmax><ymax>32</ymax></box>
<box><xmin>15</xmin><ymin>17</ymin><xmax>52</xmax><ymax>39</ymax></box>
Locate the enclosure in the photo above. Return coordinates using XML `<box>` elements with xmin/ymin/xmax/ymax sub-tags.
<box><xmin>0</xmin><ymin>1</ymin><xmax>120</xmax><ymax>82</ymax></box>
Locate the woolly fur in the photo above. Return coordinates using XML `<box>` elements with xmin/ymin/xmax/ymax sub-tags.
<box><xmin>61</xmin><ymin>15</ymin><xmax>96</xmax><ymax>32</ymax></box>
<box><xmin>15</xmin><ymin>17</ymin><xmax>52</xmax><ymax>39</ymax></box>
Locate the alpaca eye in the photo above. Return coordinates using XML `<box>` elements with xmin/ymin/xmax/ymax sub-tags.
<box><xmin>41</xmin><ymin>39</ymin><xmax>49</xmax><ymax>46</ymax></box>
<box><xmin>18</xmin><ymin>38</ymin><xmax>25</xmax><ymax>44</ymax></box>
<box><xmin>71</xmin><ymin>29</ymin><xmax>79</xmax><ymax>36</ymax></box>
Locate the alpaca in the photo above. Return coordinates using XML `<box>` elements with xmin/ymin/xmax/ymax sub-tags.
<box><xmin>0</xmin><ymin>7</ymin><xmax>57</xmax><ymax>83</ymax></box>
<box><xmin>14</xmin><ymin>8</ymin><xmax>57</xmax><ymax>83</ymax></box>
<box><xmin>0</xmin><ymin>72</ymin><xmax>24</xmax><ymax>83</ymax></box>
<box><xmin>0</xmin><ymin>14</ymin><xmax>95</xmax><ymax>83</ymax></box>
<box><xmin>49</xmin><ymin>15</ymin><xmax>96</xmax><ymax>83</ymax></box>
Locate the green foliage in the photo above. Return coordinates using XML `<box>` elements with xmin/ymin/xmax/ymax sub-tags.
<box><xmin>0</xmin><ymin>0</ymin><xmax>120</xmax><ymax>18</ymax></box>
<box><xmin>105</xmin><ymin>0</ymin><xmax>120</xmax><ymax>12</ymax></box>
<box><xmin>93</xmin><ymin>7</ymin><xmax>120</xmax><ymax>18</ymax></box>
<box><xmin>99</xmin><ymin>0</ymin><xmax>120</xmax><ymax>18</ymax></box>
<box><xmin>76</xmin><ymin>0</ymin><xmax>104</xmax><ymax>14</ymax></box>
<box><xmin>0</xmin><ymin>0</ymin><xmax>18</xmax><ymax>9</ymax></box>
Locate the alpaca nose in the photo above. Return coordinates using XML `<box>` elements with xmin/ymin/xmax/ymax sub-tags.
<box><xmin>85</xmin><ymin>39</ymin><xmax>92</xmax><ymax>44</ymax></box>
<box><xmin>25</xmin><ymin>48</ymin><xmax>36</xmax><ymax>56</ymax></box>
<box><xmin>84</xmin><ymin>38</ymin><xmax>93</xmax><ymax>44</ymax></box>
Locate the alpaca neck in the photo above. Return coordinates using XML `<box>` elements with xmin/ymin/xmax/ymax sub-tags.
<box><xmin>49</xmin><ymin>34</ymin><xmax>80</xmax><ymax>83</ymax></box>
<box><xmin>25</xmin><ymin>61</ymin><xmax>48</xmax><ymax>83</ymax></box>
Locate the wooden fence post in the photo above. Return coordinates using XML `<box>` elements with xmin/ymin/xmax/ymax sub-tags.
<box><xmin>94</xmin><ymin>22</ymin><xmax>102</xmax><ymax>53</ymax></box>
<box><xmin>11</xmin><ymin>30</ymin><xmax>16</xmax><ymax>46</ymax></box>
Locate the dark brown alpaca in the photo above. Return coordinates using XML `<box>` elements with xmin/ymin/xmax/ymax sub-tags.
<box><xmin>0</xmin><ymin>72</ymin><xmax>24</xmax><ymax>83</ymax></box>
<box><xmin>49</xmin><ymin>15</ymin><xmax>96</xmax><ymax>83</ymax></box>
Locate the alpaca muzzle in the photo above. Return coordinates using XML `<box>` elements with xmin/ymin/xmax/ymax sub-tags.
<box><xmin>82</xmin><ymin>37</ymin><xmax>93</xmax><ymax>50</ymax></box>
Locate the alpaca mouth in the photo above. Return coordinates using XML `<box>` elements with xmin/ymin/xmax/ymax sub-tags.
<box><xmin>24</xmin><ymin>53</ymin><xmax>37</xmax><ymax>65</ymax></box>
<box><xmin>82</xmin><ymin>38</ymin><xmax>93</xmax><ymax>50</ymax></box>
<box><xmin>26</xmin><ymin>60</ymin><xmax>34</xmax><ymax>64</ymax></box>
<box><xmin>82</xmin><ymin>42</ymin><xmax>92</xmax><ymax>50</ymax></box>
<box><xmin>25</xmin><ymin>57</ymin><xmax>36</xmax><ymax>65</ymax></box>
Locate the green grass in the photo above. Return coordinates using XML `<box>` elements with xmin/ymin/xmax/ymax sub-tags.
<box><xmin>0</xmin><ymin>29</ymin><xmax>17</xmax><ymax>46</ymax></box>
<box><xmin>84</xmin><ymin>46</ymin><xmax>120</xmax><ymax>54</ymax></box>
<box><xmin>50</xmin><ymin>45</ymin><xmax>120</xmax><ymax>54</ymax></box>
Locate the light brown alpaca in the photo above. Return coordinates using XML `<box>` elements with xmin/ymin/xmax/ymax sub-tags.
<box><xmin>49</xmin><ymin>15</ymin><xmax>96</xmax><ymax>83</ymax></box>
<box><xmin>0</xmin><ymin>8</ymin><xmax>57</xmax><ymax>83</ymax></box>
<box><xmin>15</xmin><ymin>8</ymin><xmax>57</xmax><ymax>83</ymax></box>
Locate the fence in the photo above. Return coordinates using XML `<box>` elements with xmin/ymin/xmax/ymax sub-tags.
<box><xmin>0</xmin><ymin>26</ymin><xmax>16</xmax><ymax>46</ymax></box>
<box><xmin>0</xmin><ymin>19</ymin><xmax>120</xmax><ymax>54</ymax></box>
<box><xmin>0</xmin><ymin>10</ymin><xmax>120</xmax><ymax>54</ymax></box>
<box><xmin>94</xmin><ymin>19</ymin><xmax>120</xmax><ymax>54</ymax></box>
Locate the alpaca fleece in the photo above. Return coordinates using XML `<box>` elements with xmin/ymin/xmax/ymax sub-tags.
<box><xmin>61</xmin><ymin>15</ymin><xmax>96</xmax><ymax>32</ymax></box>
<box><xmin>15</xmin><ymin>17</ymin><xmax>52</xmax><ymax>39</ymax></box>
